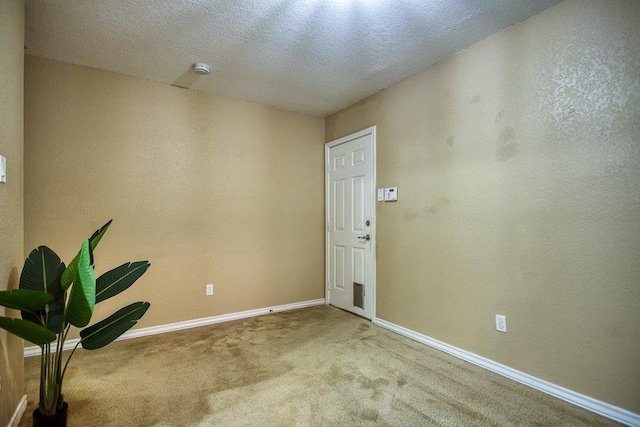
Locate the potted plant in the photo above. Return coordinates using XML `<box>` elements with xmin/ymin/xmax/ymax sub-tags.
<box><xmin>0</xmin><ymin>220</ymin><xmax>150</xmax><ymax>426</ymax></box>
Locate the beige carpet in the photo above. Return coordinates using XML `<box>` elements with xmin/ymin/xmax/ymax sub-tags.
<box><xmin>20</xmin><ymin>306</ymin><xmax>617</xmax><ymax>426</ymax></box>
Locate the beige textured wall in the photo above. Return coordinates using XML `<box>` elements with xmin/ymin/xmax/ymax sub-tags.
<box><xmin>0</xmin><ymin>0</ymin><xmax>25</xmax><ymax>423</ymax></box>
<box><xmin>25</xmin><ymin>56</ymin><xmax>325</xmax><ymax>337</ymax></box>
<box><xmin>326</xmin><ymin>0</ymin><xmax>640</xmax><ymax>413</ymax></box>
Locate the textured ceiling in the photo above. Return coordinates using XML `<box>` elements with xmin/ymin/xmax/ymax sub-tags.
<box><xmin>25</xmin><ymin>0</ymin><xmax>562</xmax><ymax>117</ymax></box>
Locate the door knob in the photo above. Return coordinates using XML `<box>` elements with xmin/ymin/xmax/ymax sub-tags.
<box><xmin>358</xmin><ymin>234</ymin><xmax>371</xmax><ymax>241</ymax></box>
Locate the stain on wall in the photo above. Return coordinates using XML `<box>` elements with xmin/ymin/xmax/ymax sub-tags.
<box><xmin>495</xmin><ymin>127</ymin><xmax>518</xmax><ymax>161</ymax></box>
<box><xmin>446</xmin><ymin>136</ymin><xmax>454</xmax><ymax>147</ymax></box>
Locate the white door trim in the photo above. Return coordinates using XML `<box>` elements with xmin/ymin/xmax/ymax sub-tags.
<box><xmin>325</xmin><ymin>126</ymin><xmax>377</xmax><ymax>320</ymax></box>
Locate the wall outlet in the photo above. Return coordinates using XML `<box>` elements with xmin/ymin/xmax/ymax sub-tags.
<box><xmin>0</xmin><ymin>155</ymin><xmax>6</xmax><ymax>183</ymax></box>
<box><xmin>496</xmin><ymin>314</ymin><xmax>507</xmax><ymax>333</ymax></box>
<box><xmin>206</xmin><ymin>284</ymin><xmax>214</xmax><ymax>296</ymax></box>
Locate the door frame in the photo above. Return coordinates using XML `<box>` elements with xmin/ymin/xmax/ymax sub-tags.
<box><xmin>325</xmin><ymin>126</ymin><xmax>377</xmax><ymax>320</ymax></box>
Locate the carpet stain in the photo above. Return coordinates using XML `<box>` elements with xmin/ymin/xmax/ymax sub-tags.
<box><xmin>360</xmin><ymin>408</ymin><xmax>379</xmax><ymax>421</ymax></box>
<box><xmin>357</xmin><ymin>376</ymin><xmax>390</xmax><ymax>390</ymax></box>
<box><xmin>357</xmin><ymin>322</ymin><xmax>370</xmax><ymax>331</ymax></box>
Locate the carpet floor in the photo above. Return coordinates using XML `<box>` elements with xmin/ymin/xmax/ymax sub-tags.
<box><xmin>20</xmin><ymin>305</ymin><xmax>618</xmax><ymax>426</ymax></box>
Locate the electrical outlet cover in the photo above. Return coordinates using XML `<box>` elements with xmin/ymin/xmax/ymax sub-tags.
<box><xmin>0</xmin><ymin>155</ymin><xmax>6</xmax><ymax>183</ymax></box>
<box><xmin>496</xmin><ymin>314</ymin><xmax>507</xmax><ymax>332</ymax></box>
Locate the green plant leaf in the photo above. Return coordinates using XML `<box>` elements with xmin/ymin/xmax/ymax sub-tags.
<box><xmin>0</xmin><ymin>289</ymin><xmax>54</xmax><ymax>313</ymax></box>
<box><xmin>79</xmin><ymin>302</ymin><xmax>150</xmax><ymax>350</ymax></box>
<box><xmin>60</xmin><ymin>220</ymin><xmax>111</xmax><ymax>291</ymax></box>
<box><xmin>60</xmin><ymin>253</ymin><xmax>79</xmax><ymax>292</ymax></box>
<box><xmin>65</xmin><ymin>240</ymin><xmax>96</xmax><ymax>328</ymax></box>
<box><xmin>88</xmin><ymin>219</ymin><xmax>112</xmax><ymax>252</ymax></box>
<box><xmin>19</xmin><ymin>246</ymin><xmax>66</xmax><ymax>331</ymax></box>
<box><xmin>95</xmin><ymin>261</ymin><xmax>150</xmax><ymax>304</ymax></box>
<box><xmin>19</xmin><ymin>246</ymin><xmax>65</xmax><ymax>297</ymax></box>
<box><xmin>0</xmin><ymin>316</ymin><xmax>56</xmax><ymax>346</ymax></box>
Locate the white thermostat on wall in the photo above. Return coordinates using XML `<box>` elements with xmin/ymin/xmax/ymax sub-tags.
<box><xmin>384</xmin><ymin>187</ymin><xmax>398</xmax><ymax>201</ymax></box>
<box><xmin>0</xmin><ymin>155</ymin><xmax>6</xmax><ymax>184</ymax></box>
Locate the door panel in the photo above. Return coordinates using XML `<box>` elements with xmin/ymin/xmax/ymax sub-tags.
<box><xmin>334</xmin><ymin>246</ymin><xmax>345</xmax><ymax>290</ymax></box>
<box><xmin>326</xmin><ymin>128</ymin><xmax>375</xmax><ymax>320</ymax></box>
<box><xmin>353</xmin><ymin>175</ymin><xmax>365</xmax><ymax>232</ymax></box>
<box><xmin>333</xmin><ymin>179</ymin><xmax>345</xmax><ymax>231</ymax></box>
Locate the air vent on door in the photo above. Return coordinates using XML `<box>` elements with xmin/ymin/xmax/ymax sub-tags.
<box><xmin>353</xmin><ymin>282</ymin><xmax>364</xmax><ymax>309</ymax></box>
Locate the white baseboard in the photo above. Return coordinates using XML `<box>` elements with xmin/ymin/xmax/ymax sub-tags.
<box><xmin>373</xmin><ymin>317</ymin><xmax>639</xmax><ymax>427</ymax></box>
<box><xmin>24</xmin><ymin>298</ymin><xmax>326</xmax><ymax>358</ymax></box>
<box><xmin>8</xmin><ymin>394</ymin><xmax>27</xmax><ymax>427</ymax></box>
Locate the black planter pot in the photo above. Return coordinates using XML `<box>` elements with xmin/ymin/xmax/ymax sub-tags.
<box><xmin>32</xmin><ymin>402</ymin><xmax>68</xmax><ymax>427</ymax></box>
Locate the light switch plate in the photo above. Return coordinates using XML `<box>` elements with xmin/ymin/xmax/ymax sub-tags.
<box><xmin>377</xmin><ymin>188</ymin><xmax>384</xmax><ymax>202</ymax></box>
<box><xmin>384</xmin><ymin>187</ymin><xmax>398</xmax><ymax>201</ymax></box>
<box><xmin>0</xmin><ymin>155</ymin><xmax>6</xmax><ymax>183</ymax></box>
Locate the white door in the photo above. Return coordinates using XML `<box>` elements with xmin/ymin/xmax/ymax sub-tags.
<box><xmin>326</xmin><ymin>126</ymin><xmax>376</xmax><ymax>320</ymax></box>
